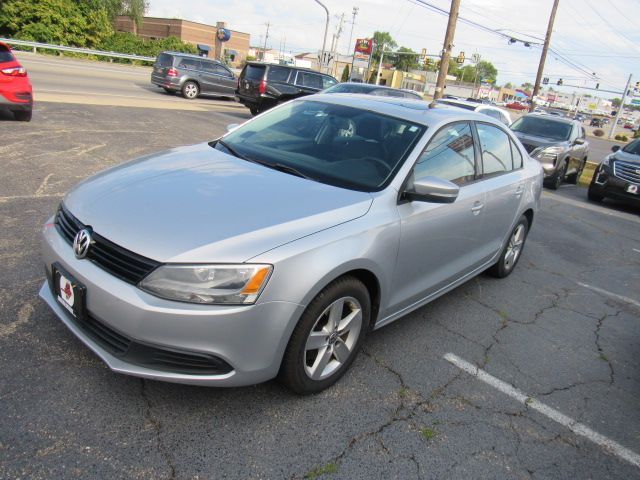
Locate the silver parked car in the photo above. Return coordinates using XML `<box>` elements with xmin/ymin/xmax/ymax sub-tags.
<box><xmin>40</xmin><ymin>95</ymin><xmax>542</xmax><ymax>394</ymax></box>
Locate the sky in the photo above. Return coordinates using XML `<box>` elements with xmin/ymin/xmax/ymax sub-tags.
<box><xmin>147</xmin><ymin>0</ymin><xmax>640</xmax><ymax>100</ymax></box>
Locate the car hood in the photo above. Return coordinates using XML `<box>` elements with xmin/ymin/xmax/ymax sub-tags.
<box><xmin>612</xmin><ymin>150</ymin><xmax>640</xmax><ymax>164</ymax></box>
<box><xmin>64</xmin><ymin>143</ymin><xmax>373</xmax><ymax>263</ymax></box>
<box><xmin>512</xmin><ymin>132</ymin><xmax>568</xmax><ymax>149</ymax></box>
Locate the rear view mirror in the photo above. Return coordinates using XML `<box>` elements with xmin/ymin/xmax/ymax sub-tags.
<box><xmin>574</xmin><ymin>138</ymin><xmax>585</xmax><ymax>145</ymax></box>
<box><xmin>226</xmin><ymin>123</ymin><xmax>240</xmax><ymax>132</ymax></box>
<box><xmin>405</xmin><ymin>176</ymin><xmax>459</xmax><ymax>203</ymax></box>
<box><xmin>611</xmin><ymin>145</ymin><xmax>620</xmax><ymax>152</ymax></box>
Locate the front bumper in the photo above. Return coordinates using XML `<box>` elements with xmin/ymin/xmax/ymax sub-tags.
<box><xmin>40</xmin><ymin>219</ymin><xmax>305</xmax><ymax>386</ymax></box>
<box><xmin>590</xmin><ymin>166</ymin><xmax>640</xmax><ymax>206</ymax></box>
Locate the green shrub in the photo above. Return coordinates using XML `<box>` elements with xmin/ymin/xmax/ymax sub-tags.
<box><xmin>620</xmin><ymin>135</ymin><xmax>628</xmax><ymax>142</ymax></box>
<box><xmin>615</xmin><ymin>134</ymin><xmax>622</xmax><ymax>140</ymax></box>
<box><xmin>593</xmin><ymin>129</ymin><xmax>605</xmax><ymax>137</ymax></box>
<box><xmin>634</xmin><ymin>129</ymin><xmax>640</xmax><ymax>139</ymax></box>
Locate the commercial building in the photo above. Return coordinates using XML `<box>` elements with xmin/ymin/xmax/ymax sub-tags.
<box><xmin>114</xmin><ymin>16</ymin><xmax>250</xmax><ymax>67</ymax></box>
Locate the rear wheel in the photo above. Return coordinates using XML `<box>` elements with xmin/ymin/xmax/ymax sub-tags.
<box><xmin>13</xmin><ymin>109</ymin><xmax>32</xmax><ymax>122</ymax></box>
<box><xmin>279</xmin><ymin>276</ymin><xmax>370</xmax><ymax>395</ymax></box>
<box><xmin>566</xmin><ymin>158</ymin><xmax>586</xmax><ymax>185</ymax></box>
<box><xmin>181</xmin><ymin>81</ymin><xmax>199</xmax><ymax>99</ymax></box>
<box><xmin>487</xmin><ymin>215</ymin><xmax>529</xmax><ymax>278</ymax></box>
<box><xmin>249</xmin><ymin>106</ymin><xmax>260</xmax><ymax>116</ymax></box>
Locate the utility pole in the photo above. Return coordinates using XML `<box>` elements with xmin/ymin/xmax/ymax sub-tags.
<box><xmin>375</xmin><ymin>44</ymin><xmax>386</xmax><ymax>85</ymax></box>
<box><xmin>530</xmin><ymin>0</ymin><xmax>560</xmax><ymax>112</ymax></box>
<box><xmin>346</xmin><ymin>7</ymin><xmax>359</xmax><ymax>56</ymax></box>
<box><xmin>329</xmin><ymin>13</ymin><xmax>345</xmax><ymax>77</ymax></box>
<box><xmin>609</xmin><ymin>73</ymin><xmax>632</xmax><ymax>139</ymax></box>
<box><xmin>314</xmin><ymin>0</ymin><xmax>330</xmax><ymax>73</ymax></box>
<box><xmin>262</xmin><ymin>22</ymin><xmax>270</xmax><ymax>61</ymax></box>
<box><xmin>433</xmin><ymin>0</ymin><xmax>461</xmax><ymax>103</ymax></box>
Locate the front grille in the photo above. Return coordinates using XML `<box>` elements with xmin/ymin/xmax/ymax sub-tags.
<box><xmin>55</xmin><ymin>205</ymin><xmax>161</xmax><ymax>285</ymax></box>
<box><xmin>521</xmin><ymin>143</ymin><xmax>537</xmax><ymax>154</ymax></box>
<box><xmin>613</xmin><ymin>160</ymin><xmax>640</xmax><ymax>185</ymax></box>
<box><xmin>65</xmin><ymin>308</ymin><xmax>233</xmax><ymax>375</ymax></box>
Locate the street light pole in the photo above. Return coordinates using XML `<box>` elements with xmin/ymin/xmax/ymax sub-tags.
<box><xmin>530</xmin><ymin>0</ymin><xmax>560</xmax><ymax>112</ymax></box>
<box><xmin>433</xmin><ymin>0</ymin><xmax>461</xmax><ymax>102</ymax></box>
<box><xmin>609</xmin><ymin>73</ymin><xmax>632</xmax><ymax>139</ymax></box>
<box><xmin>314</xmin><ymin>0</ymin><xmax>330</xmax><ymax>73</ymax></box>
<box><xmin>346</xmin><ymin>7</ymin><xmax>359</xmax><ymax>56</ymax></box>
<box><xmin>375</xmin><ymin>44</ymin><xmax>386</xmax><ymax>85</ymax></box>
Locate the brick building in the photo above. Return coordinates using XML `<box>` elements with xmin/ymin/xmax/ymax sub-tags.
<box><xmin>114</xmin><ymin>16</ymin><xmax>250</xmax><ymax>67</ymax></box>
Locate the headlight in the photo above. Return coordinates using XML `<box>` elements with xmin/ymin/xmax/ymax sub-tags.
<box><xmin>601</xmin><ymin>155</ymin><xmax>612</xmax><ymax>167</ymax></box>
<box><xmin>532</xmin><ymin>146</ymin><xmax>563</xmax><ymax>161</ymax></box>
<box><xmin>139</xmin><ymin>264</ymin><xmax>272</xmax><ymax>305</ymax></box>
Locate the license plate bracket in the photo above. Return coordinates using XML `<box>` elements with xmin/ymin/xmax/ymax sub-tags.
<box><xmin>52</xmin><ymin>262</ymin><xmax>87</xmax><ymax>321</ymax></box>
<box><xmin>626</xmin><ymin>184</ymin><xmax>638</xmax><ymax>194</ymax></box>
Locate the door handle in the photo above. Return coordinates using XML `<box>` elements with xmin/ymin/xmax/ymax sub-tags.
<box><xmin>514</xmin><ymin>184</ymin><xmax>524</xmax><ymax>197</ymax></box>
<box><xmin>471</xmin><ymin>202</ymin><xmax>484</xmax><ymax>215</ymax></box>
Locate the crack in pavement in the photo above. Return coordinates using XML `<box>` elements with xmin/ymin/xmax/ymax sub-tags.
<box><xmin>595</xmin><ymin>310</ymin><xmax>620</xmax><ymax>386</ymax></box>
<box><xmin>140</xmin><ymin>380</ymin><xmax>176</xmax><ymax>480</ymax></box>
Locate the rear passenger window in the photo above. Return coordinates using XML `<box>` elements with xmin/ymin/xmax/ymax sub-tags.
<box><xmin>267</xmin><ymin>66</ymin><xmax>291</xmax><ymax>82</ymax></box>
<box><xmin>510</xmin><ymin>139</ymin><xmax>523</xmax><ymax>169</ymax></box>
<box><xmin>213</xmin><ymin>64</ymin><xmax>232</xmax><ymax>77</ymax></box>
<box><xmin>295</xmin><ymin>72</ymin><xmax>323</xmax><ymax>89</ymax></box>
<box><xmin>477</xmin><ymin>123</ymin><xmax>513</xmax><ymax>176</ymax></box>
<box><xmin>413</xmin><ymin>122</ymin><xmax>476</xmax><ymax>185</ymax></box>
<box><xmin>178</xmin><ymin>59</ymin><xmax>202</xmax><ymax>70</ymax></box>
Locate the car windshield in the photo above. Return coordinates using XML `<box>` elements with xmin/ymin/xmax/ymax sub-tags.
<box><xmin>244</xmin><ymin>64</ymin><xmax>265</xmax><ymax>81</ymax></box>
<box><xmin>213</xmin><ymin>100</ymin><xmax>425</xmax><ymax>191</ymax></box>
<box><xmin>510</xmin><ymin>116</ymin><xmax>572</xmax><ymax>141</ymax></box>
<box><xmin>622</xmin><ymin>139</ymin><xmax>640</xmax><ymax>156</ymax></box>
<box><xmin>156</xmin><ymin>53</ymin><xmax>173</xmax><ymax>67</ymax></box>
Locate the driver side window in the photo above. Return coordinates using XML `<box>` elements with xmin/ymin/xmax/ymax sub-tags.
<box><xmin>413</xmin><ymin>122</ymin><xmax>476</xmax><ymax>186</ymax></box>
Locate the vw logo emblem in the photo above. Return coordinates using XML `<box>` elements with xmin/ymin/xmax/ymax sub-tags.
<box><xmin>73</xmin><ymin>228</ymin><xmax>93</xmax><ymax>259</ymax></box>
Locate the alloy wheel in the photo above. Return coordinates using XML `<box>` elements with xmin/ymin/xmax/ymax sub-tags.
<box><xmin>504</xmin><ymin>223</ymin><xmax>525</xmax><ymax>271</ymax></box>
<box><xmin>303</xmin><ymin>296</ymin><xmax>363</xmax><ymax>381</ymax></box>
<box><xmin>184</xmin><ymin>83</ymin><xmax>198</xmax><ymax>99</ymax></box>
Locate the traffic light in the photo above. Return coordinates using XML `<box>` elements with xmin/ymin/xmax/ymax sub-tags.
<box><xmin>542</xmin><ymin>77</ymin><xmax>549</xmax><ymax>85</ymax></box>
<box><xmin>635</xmin><ymin>81</ymin><xmax>640</xmax><ymax>92</ymax></box>
<box><xmin>456</xmin><ymin>51</ymin><xmax>465</xmax><ymax>64</ymax></box>
<box><xmin>557</xmin><ymin>78</ymin><xmax>563</xmax><ymax>85</ymax></box>
<box><xmin>595</xmin><ymin>83</ymin><xmax>599</xmax><ymax>90</ymax></box>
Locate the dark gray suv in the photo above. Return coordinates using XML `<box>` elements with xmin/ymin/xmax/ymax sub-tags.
<box><xmin>510</xmin><ymin>114</ymin><xmax>589</xmax><ymax>189</ymax></box>
<box><xmin>151</xmin><ymin>51</ymin><xmax>236</xmax><ymax>100</ymax></box>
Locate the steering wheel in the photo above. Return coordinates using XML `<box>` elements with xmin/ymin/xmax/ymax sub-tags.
<box><xmin>360</xmin><ymin>156</ymin><xmax>392</xmax><ymax>176</ymax></box>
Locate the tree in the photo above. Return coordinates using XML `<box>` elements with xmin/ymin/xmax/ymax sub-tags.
<box><xmin>341</xmin><ymin>64</ymin><xmax>350</xmax><ymax>82</ymax></box>
<box><xmin>0</xmin><ymin>0</ymin><xmax>112</xmax><ymax>47</ymax></box>
<box><xmin>504</xmin><ymin>82</ymin><xmax>514</xmax><ymax>89</ymax></box>
<box><xmin>520</xmin><ymin>82</ymin><xmax>533</xmax><ymax>90</ymax></box>
<box><xmin>611</xmin><ymin>98</ymin><xmax>622</xmax><ymax>108</ymax></box>
<box><xmin>371</xmin><ymin>31</ymin><xmax>397</xmax><ymax>63</ymax></box>
<box><xmin>392</xmin><ymin>46</ymin><xmax>418</xmax><ymax>72</ymax></box>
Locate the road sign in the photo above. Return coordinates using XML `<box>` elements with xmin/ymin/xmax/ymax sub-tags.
<box><xmin>631</xmin><ymin>98</ymin><xmax>640</xmax><ymax>106</ymax></box>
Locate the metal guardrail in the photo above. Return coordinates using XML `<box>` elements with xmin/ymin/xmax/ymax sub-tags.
<box><xmin>0</xmin><ymin>38</ymin><xmax>155</xmax><ymax>62</ymax></box>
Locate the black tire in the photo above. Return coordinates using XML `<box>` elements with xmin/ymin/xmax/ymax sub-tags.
<box><xmin>487</xmin><ymin>215</ymin><xmax>529</xmax><ymax>278</ymax></box>
<box><xmin>13</xmin><ymin>109</ymin><xmax>32</xmax><ymax>122</ymax></box>
<box><xmin>181</xmin><ymin>81</ymin><xmax>199</xmax><ymax>99</ymax></box>
<box><xmin>545</xmin><ymin>160</ymin><xmax>567</xmax><ymax>190</ymax></box>
<box><xmin>278</xmin><ymin>276</ymin><xmax>370</xmax><ymax>395</ymax></box>
<box><xmin>587</xmin><ymin>169</ymin><xmax>605</xmax><ymax>202</ymax></box>
<box><xmin>162</xmin><ymin>87</ymin><xmax>174</xmax><ymax>94</ymax></box>
<box><xmin>566</xmin><ymin>158</ymin><xmax>586</xmax><ymax>185</ymax></box>
<box><xmin>249</xmin><ymin>106</ymin><xmax>260</xmax><ymax>116</ymax></box>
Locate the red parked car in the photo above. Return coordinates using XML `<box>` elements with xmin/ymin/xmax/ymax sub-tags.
<box><xmin>506</xmin><ymin>101</ymin><xmax>529</xmax><ymax>111</ymax></box>
<box><xmin>0</xmin><ymin>42</ymin><xmax>33</xmax><ymax>121</ymax></box>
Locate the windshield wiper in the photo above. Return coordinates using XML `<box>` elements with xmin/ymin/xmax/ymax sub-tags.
<box><xmin>270</xmin><ymin>163</ymin><xmax>316</xmax><ymax>181</ymax></box>
<box><xmin>216</xmin><ymin>139</ymin><xmax>251</xmax><ymax>161</ymax></box>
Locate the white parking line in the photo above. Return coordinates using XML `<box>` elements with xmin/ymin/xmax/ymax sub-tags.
<box><xmin>444</xmin><ymin>353</ymin><xmax>640</xmax><ymax>469</ymax></box>
<box><xmin>577</xmin><ymin>282</ymin><xmax>640</xmax><ymax>309</ymax></box>
<box><xmin>633</xmin><ymin>248</ymin><xmax>640</xmax><ymax>254</ymax></box>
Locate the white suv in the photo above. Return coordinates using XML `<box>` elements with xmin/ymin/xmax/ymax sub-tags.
<box><xmin>436</xmin><ymin>98</ymin><xmax>512</xmax><ymax>126</ymax></box>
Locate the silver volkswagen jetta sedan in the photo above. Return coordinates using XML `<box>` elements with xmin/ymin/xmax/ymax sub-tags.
<box><xmin>40</xmin><ymin>95</ymin><xmax>542</xmax><ymax>394</ymax></box>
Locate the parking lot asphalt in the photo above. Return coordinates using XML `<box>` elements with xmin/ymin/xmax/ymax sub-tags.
<box><xmin>1</xmin><ymin>102</ymin><xmax>639</xmax><ymax>480</ymax></box>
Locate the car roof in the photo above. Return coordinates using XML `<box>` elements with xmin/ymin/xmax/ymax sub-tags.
<box><xmin>298</xmin><ymin>93</ymin><xmax>505</xmax><ymax>127</ymax></box>
<box><xmin>160</xmin><ymin>51</ymin><xmax>222</xmax><ymax>62</ymax></box>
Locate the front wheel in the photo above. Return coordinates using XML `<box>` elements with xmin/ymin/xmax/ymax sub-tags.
<box><xmin>279</xmin><ymin>276</ymin><xmax>370</xmax><ymax>394</ymax></box>
<box><xmin>546</xmin><ymin>160</ymin><xmax>567</xmax><ymax>190</ymax></box>
<box><xmin>566</xmin><ymin>158</ymin><xmax>586</xmax><ymax>184</ymax></box>
<box><xmin>487</xmin><ymin>215</ymin><xmax>529</xmax><ymax>278</ymax></box>
<box><xmin>181</xmin><ymin>81</ymin><xmax>199</xmax><ymax>99</ymax></box>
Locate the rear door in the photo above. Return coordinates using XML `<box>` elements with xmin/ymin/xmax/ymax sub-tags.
<box><xmin>237</xmin><ymin>64</ymin><xmax>266</xmax><ymax>97</ymax></box>
<box><xmin>200</xmin><ymin>61</ymin><xmax>236</xmax><ymax>96</ymax></box>
<box><xmin>176</xmin><ymin>57</ymin><xmax>203</xmax><ymax>84</ymax></box>
<box><xmin>293</xmin><ymin>71</ymin><xmax>324</xmax><ymax>96</ymax></box>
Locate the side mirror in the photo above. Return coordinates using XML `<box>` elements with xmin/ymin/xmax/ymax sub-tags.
<box><xmin>405</xmin><ymin>176</ymin><xmax>459</xmax><ymax>203</ymax></box>
<box><xmin>574</xmin><ymin>138</ymin><xmax>585</xmax><ymax>145</ymax></box>
<box><xmin>226</xmin><ymin>123</ymin><xmax>240</xmax><ymax>132</ymax></box>
<box><xmin>611</xmin><ymin>145</ymin><xmax>620</xmax><ymax>152</ymax></box>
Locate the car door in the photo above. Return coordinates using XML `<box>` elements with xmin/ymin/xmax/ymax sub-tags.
<box><xmin>199</xmin><ymin>61</ymin><xmax>235</xmax><ymax>96</ymax></box>
<box><xmin>566</xmin><ymin>123</ymin><xmax>584</xmax><ymax>172</ymax></box>
<box><xmin>177</xmin><ymin>57</ymin><xmax>203</xmax><ymax>85</ymax></box>
<box><xmin>390</xmin><ymin>122</ymin><xmax>487</xmax><ymax>312</ymax></box>
<box><xmin>474</xmin><ymin>122</ymin><xmax>526</xmax><ymax>259</ymax></box>
<box><xmin>294</xmin><ymin>71</ymin><xmax>324</xmax><ymax>96</ymax></box>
